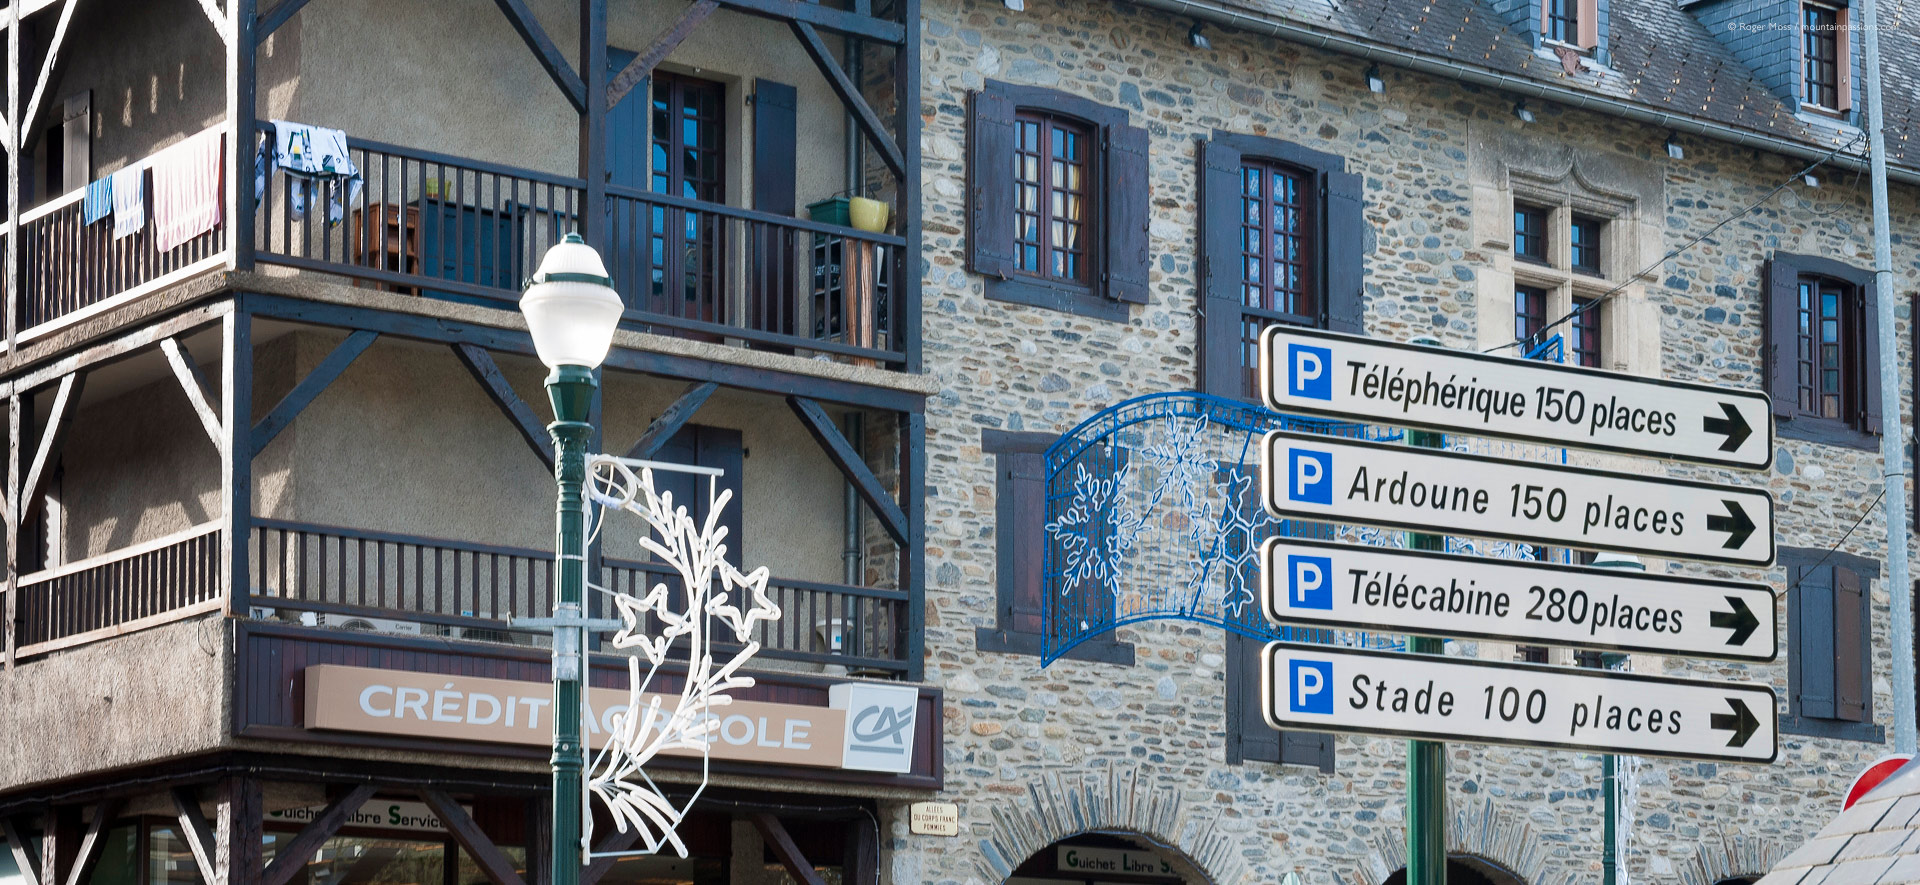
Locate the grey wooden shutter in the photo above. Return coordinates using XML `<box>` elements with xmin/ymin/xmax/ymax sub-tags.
<box><xmin>1197</xmin><ymin>137</ymin><xmax>1246</xmax><ymax>398</ymax></box>
<box><xmin>1765</xmin><ymin>258</ymin><xmax>1799</xmax><ymax>419</ymax></box>
<box><xmin>1323</xmin><ymin>162</ymin><xmax>1365</xmax><ymax>336</ymax></box>
<box><xmin>1860</xmin><ymin>273</ymin><xmax>1884</xmax><ymax>435</ymax></box>
<box><xmin>1103</xmin><ymin>122</ymin><xmax>1151</xmax><ymax>304</ymax></box>
<box><xmin>606</xmin><ymin>50</ymin><xmax>647</xmax><ymax>190</ymax></box>
<box><xmin>1834</xmin><ymin>565</ymin><xmax>1868</xmax><ymax>722</ymax></box>
<box><xmin>659</xmin><ymin>425</ymin><xmax>745</xmax><ymax>568</ymax></box>
<box><xmin>966</xmin><ymin>90</ymin><xmax>1017</xmax><ymax>279</ymax></box>
<box><xmin>751</xmin><ymin>79</ymin><xmax>799</xmax><ymax>337</ymax></box>
<box><xmin>61</xmin><ymin>92</ymin><xmax>90</xmax><ymax>193</ymax></box>
<box><xmin>1002</xmin><ymin>447</ymin><xmax>1047</xmax><ymax>635</ymax></box>
<box><xmin>1227</xmin><ymin>632</ymin><xmax>1333</xmax><ymax>770</ymax></box>
<box><xmin>1796</xmin><ymin>564</ymin><xmax>1838</xmax><ymax>719</ymax></box>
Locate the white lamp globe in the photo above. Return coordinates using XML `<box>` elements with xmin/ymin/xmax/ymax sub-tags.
<box><xmin>520</xmin><ymin>233</ymin><xmax>624</xmax><ymax>370</ymax></box>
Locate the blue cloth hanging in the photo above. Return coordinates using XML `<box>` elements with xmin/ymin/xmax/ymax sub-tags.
<box><xmin>82</xmin><ymin>177</ymin><xmax>113</xmax><ymax>225</ymax></box>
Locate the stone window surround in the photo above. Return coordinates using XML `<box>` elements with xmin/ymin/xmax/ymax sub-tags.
<box><xmin>1469</xmin><ymin>139</ymin><xmax>1662</xmax><ymax>377</ymax></box>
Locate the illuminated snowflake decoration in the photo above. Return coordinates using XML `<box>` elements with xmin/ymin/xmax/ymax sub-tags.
<box><xmin>580</xmin><ymin>455</ymin><xmax>780</xmax><ymax>858</ymax></box>
<box><xmin>1046</xmin><ymin>454</ymin><xmax>1143</xmax><ymax>602</ymax></box>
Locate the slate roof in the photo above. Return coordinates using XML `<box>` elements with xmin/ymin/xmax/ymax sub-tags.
<box><xmin>1757</xmin><ymin>757</ymin><xmax>1920</xmax><ymax>884</ymax></box>
<box><xmin>1192</xmin><ymin>0</ymin><xmax>1920</xmax><ymax>172</ymax></box>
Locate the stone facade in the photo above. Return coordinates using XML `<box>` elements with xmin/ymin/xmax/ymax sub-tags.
<box><xmin>906</xmin><ymin>0</ymin><xmax>1920</xmax><ymax>882</ymax></box>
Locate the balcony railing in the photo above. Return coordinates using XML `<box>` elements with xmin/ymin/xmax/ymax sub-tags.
<box><xmin>11</xmin><ymin>127</ymin><xmax>231</xmax><ymax>337</ymax></box>
<box><xmin>256</xmin><ymin>132</ymin><xmax>906</xmax><ymax>368</ymax></box>
<box><xmin>249</xmin><ymin>520</ymin><xmax>910</xmax><ymax>676</ymax></box>
<box><xmin>12</xmin><ymin>521</ymin><xmax>224</xmax><ymax>655</ymax></box>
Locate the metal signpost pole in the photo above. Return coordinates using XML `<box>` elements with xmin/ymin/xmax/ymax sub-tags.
<box><xmin>1861</xmin><ymin>0</ymin><xmax>1915</xmax><ymax>755</ymax></box>
<box><xmin>1407</xmin><ymin>427</ymin><xmax>1447</xmax><ymax>885</ymax></box>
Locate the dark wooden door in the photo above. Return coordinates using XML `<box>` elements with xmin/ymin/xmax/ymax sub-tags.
<box><xmin>650</xmin><ymin>72</ymin><xmax>727</xmax><ymax>330</ymax></box>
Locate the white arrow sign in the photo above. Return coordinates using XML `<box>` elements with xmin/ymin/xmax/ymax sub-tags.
<box><xmin>1262</xmin><ymin>538</ymin><xmax>1777</xmax><ymax>661</ymax></box>
<box><xmin>1261</xmin><ymin>643</ymin><xmax>1778</xmax><ymax>763</ymax></box>
<box><xmin>1260</xmin><ymin>326</ymin><xmax>1775</xmax><ymax>470</ymax></box>
<box><xmin>1261</xmin><ymin>431</ymin><xmax>1776</xmax><ymax>566</ymax></box>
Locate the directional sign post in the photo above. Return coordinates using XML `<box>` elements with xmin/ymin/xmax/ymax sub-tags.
<box><xmin>1262</xmin><ymin>538</ymin><xmax>1777</xmax><ymax>661</ymax></box>
<box><xmin>1261</xmin><ymin>643</ymin><xmax>1778</xmax><ymax>763</ymax></box>
<box><xmin>1260</xmin><ymin>325</ymin><xmax>1774</xmax><ymax>470</ymax></box>
<box><xmin>1261</xmin><ymin>430</ymin><xmax>1777</xmax><ymax>565</ymax></box>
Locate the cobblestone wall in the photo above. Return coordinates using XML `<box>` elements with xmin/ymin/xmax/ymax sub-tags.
<box><xmin>908</xmin><ymin>0</ymin><xmax>1920</xmax><ymax>882</ymax></box>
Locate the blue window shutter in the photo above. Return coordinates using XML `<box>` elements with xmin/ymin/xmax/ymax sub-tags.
<box><xmin>607</xmin><ymin>48</ymin><xmax>647</xmax><ymax>190</ymax></box>
<box><xmin>1796</xmin><ymin>564</ymin><xmax>1838</xmax><ymax>720</ymax></box>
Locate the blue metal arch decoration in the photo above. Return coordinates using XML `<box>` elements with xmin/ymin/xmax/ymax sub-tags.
<box><xmin>1039</xmin><ymin>392</ymin><xmax>1409</xmax><ymax>665</ymax></box>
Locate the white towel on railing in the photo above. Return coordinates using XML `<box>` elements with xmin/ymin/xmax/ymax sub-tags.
<box><xmin>149</xmin><ymin>131</ymin><xmax>223</xmax><ymax>251</ymax></box>
<box><xmin>111</xmin><ymin>163</ymin><xmax>145</xmax><ymax>240</ymax></box>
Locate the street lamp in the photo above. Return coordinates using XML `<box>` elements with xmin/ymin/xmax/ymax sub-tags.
<box><xmin>521</xmin><ymin>232</ymin><xmax>624</xmax><ymax>885</ymax></box>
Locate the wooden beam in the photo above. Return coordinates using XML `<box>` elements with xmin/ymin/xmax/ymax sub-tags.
<box><xmin>61</xmin><ymin>799</ymin><xmax>124</xmax><ymax>885</ymax></box>
<box><xmin>4</xmin><ymin>300</ymin><xmax>230</xmax><ymax>393</ymax></box>
<box><xmin>214</xmin><ymin>777</ymin><xmax>262</xmax><ymax>885</ymax></box>
<box><xmin>523</xmin><ymin>797</ymin><xmax>551</xmax><ymax>885</ymax></box>
<box><xmin>259</xmin><ymin>784</ymin><xmax>373</xmax><ymax>885</ymax></box>
<box><xmin>162</xmin><ymin>338</ymin><xmax>224</xmax><ymax>454</ymax></box>
<box><xmin>1</xmin><ymin>816</ymin><xmax>40</xmax><ymax>883</ymax></box>
<box><xmin>40</xmin><ymin>806</ymin><xmax>78</xmax><ymax>885</ymax></box>
<box><xmin>20</xmin><ymin>0</ymin><xmax>80</xmax><ymax>150</ymax></box>
<box><xmin>786</xmin><ymin>396</ymin><xmax>907</xmax><ymax>546</ymax></box>
<box><xmin>250</xmin><ymin>329</ymin><xmax>377</xmax><ymax>457</ymax></box>
<box><xmin>169</xmin><ymin>789</ymin><xmax>218</xmax><ymax>885</ymax></box>
<box><xmin>624</xmin><ymin>381</ymin><xmax>717</xmax><ymax>459</ymax></box>
<box><xmin>417</xmin><ymin>790</ymin><xmax>526</xmax><ymax>885</ymax></box>
<box><xmin>716</xmin><ymin>0</ymin><xmax>901</xmax><ymax>43</ymax></box>
<box><xmin>255</xmin><ymin>0</ymin><xmax>312</xmax><ymax>40</ymax></box>
<box><xmin>605</xmin><ymin>0</ymin><xmax>717</xmax><ymax>110</ymax></box>
<box><xmin>788</xmin><ymin>21</ymin><xmax>904</xmax><ymax>179</ymax></box>
<box><xmin>579</xmin><ymin>825</ymin><xmax>641</xmax><ymax>885</ymax></box>
<box><xmin>491</xmin><ymin>0</ymin><xmax>586</xmax><ymax>113</ymax></box>
<box><xmin>19</xmin><ymin>372</ymin><xmax>84</xmax><ymax>530</ymax></box>
<box><xmin>220</xmin><ymin>308</ymin><xmax>253</xmax><ymax>617</ymax></box>
<box><xmin>749</xmin><ymin>814</ymin><xmax>826</xmax><ymax>885</ymax></box>
<box><xmin>197</xmin><ymin>0</ymin><xmax>230</xmax><ymax>44</ymax></box>
<box><xmin>451</xmin><ymin>343</ymin><xmax>553</xmax><ymax>470</ymax></box>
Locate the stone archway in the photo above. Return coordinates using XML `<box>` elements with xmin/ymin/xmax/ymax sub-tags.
<box><xmin>1346</xmin><ymin>799</ymin><xmax>1574</xmax><ymax>885</ymax></box>
<box><xmin>1682</xmin><ymin>835</ymin><xmax>1786</xmax><ymax>885</ymax></box>
<box><xmin>972</xmin><ymin>762</ymin><xmax>1245</xmax><ymax>884</ymax></box>
<box><xmin>1003</xmin><ymin>832</ymin><xmax>1213</xmax><ymax>885</ymax></box>
<box><xmin>1380</xmin><ymin>855</ymin><xmax>1530</xmax><ymax>885</ymax></box>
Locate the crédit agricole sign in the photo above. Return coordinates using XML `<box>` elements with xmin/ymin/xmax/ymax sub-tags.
<box><xmin>303</xmin><ymin>665</ymin><xmax>918</xmax><ymax>773</ymax></box>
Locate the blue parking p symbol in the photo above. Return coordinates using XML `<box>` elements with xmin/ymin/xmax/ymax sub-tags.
<box><xmin>1288</xmin><ymin>659</ymin><xmax>1334</xmax><ymax>714</ymax></box>
<box><xmin>1289</xmin><ymin>344</ymin><xmax>1333</xmax><ymax>400</ymax></box>
<box><xmin>1287</xmin><ymin>449</ymin><xmax>1333</xmax><ymax>505</ymax></box>
<box><xmin>1290</xmin><ymin>555</ymin><xmax>1333</xmax><ymax>610</ymax></box>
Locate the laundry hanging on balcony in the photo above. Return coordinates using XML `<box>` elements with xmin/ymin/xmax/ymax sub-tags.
<box><xmin>256</xmin><ymin>120</ymin><xmax>362</xmax><ymax>224</ymax></box>
<box><xmin>82</xmin><ymin>177</ymin><xmax>112</xmax><ymax>225</ymax></box>
<box><xmin>111</xmin><ymin>163</ymin><xmax>145</xmax><ymax>240</ymax></box>
<box><xmin>150</xmin><ymin>130</ymin><xmax>223</xmax><ymax>252</ymax></box>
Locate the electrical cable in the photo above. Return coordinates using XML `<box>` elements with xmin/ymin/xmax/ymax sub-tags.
<box><xmin>1486</xmin><ymin>131</ymin><xmax>1869</xmax><ymax>356</ymax></box>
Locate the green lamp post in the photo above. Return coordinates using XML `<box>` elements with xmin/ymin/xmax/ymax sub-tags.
<box><xmin>519</xmin><ymin>233</ymin><xmax>625</xmax><ymax>885</ymax></box>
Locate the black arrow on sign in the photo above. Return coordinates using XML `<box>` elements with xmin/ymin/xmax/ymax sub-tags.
<box><xmin>1702</xmin><ymin>402</ymin><xmax>1753</xmax><ymax>452</ymax></box>
<box><xmin>1710</xmin><ymin>697</ymin><xmax>1760</xmax><ymax>748</ymax></box>
<box><xmin>1710</xmin><ymin>596</ymin><xmax>1760</xmax><ymax>646</ymax></box>
<box><xmin>1707</xmin><ymin>500</ymin><xmax>1757</xmax><ymax>550</ymax></box>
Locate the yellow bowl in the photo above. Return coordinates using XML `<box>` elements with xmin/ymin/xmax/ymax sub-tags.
<box><xmin>849</xmin><ymin>197</ymin><xmax>890</xmax><ymax>233</ymax></box>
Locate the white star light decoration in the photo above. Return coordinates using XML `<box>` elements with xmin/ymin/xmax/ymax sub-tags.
<box><xmin>581</xmin><ymin>455</ymin><xmax>780</xmax><ymax>858</ymax></box>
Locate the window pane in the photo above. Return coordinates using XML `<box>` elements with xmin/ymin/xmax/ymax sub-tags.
<box><xmin>149</xmin><ymin>825</ymin><xmax>207</xmax><ymax>885</ymax></box>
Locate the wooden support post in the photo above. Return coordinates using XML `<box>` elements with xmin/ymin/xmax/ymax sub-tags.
<box><xmin>60</xmin><ymin>799</ymin><xmax>124</xmax><ymax>885</ymax></box>
<box><xmin>6</xmin><ymin>0</ymin><xmax>20</xmax><ymax>353</ymax></box>
<box><xmin>227</xmin><ymin>0</ymin><xmax>257</xmax><ymax>270</ymax></box>
<box><xmin>577</xmin><ymin>0</ymin><xmax>607</xmax><ymax>250</ymax></box>
<box><xmin>788</xmin><ymin>21</ymin><xmax>903</xmax><ymax>179</ymax></box>
<box><xmin>169</xmin><ymin>788</ymin><xmax>219</xmax><ymax>885</ymax></box>
<box><xmin>259</xmin><ymin>784</ymin><xmax>374</xmax><ymax>885</ymax></box>
<box><xmin>623</xmin><ymin>381</ymin><xmax>717</xmax><ymax>459</ymax></box>
<box><xmin>417</xmin><ymin>790</ymin><xmax>526</xmax><ymax>885</ymax></box>
<box><xmin>250</xmin><ymin>329</ymin><xmax>377</xmax><ymax>456</ymax></box>
<box><xmin>19</xmin><ymin>372</ymin><xmax>86</xmax><ymax>531</ymax></box>
<box><xmin>1</xmin><ymin>816</ymin><xmax>41</xmax><ymax>883</ymax></box>
<box><xmin>451</xmin><ymin>343</ymin><xmax>554</xmax><ymax>470</ymax></box>
<box><xmin>787</xmin><ymin>396</ymin><xmax>907</xmax><ymax>546</ymax></box>
<box><xmin>213</xmin><ymin>777</ymin><xmax>262</xmax><ymax>885</ymax></box>
<box><xmin>900</xmin><ymin>409</ymin><xmax>924</xmax><ymax>682</ymax></box>
<box><xmin>20</xmin><ymin>0</ymin><xmax>79</xmax><ymax>150</ymax></box>
<box><xmin>4</xmin><ymin>395</ymin><xmax>18</xmax><ymax>670</ymax></box>
<box><xmin>749</xmin><ymin>814</ymin><xmax>826</xmax><ymax>885</ymax></box>
<box><xmin>163</xmin><ymin>338</ymin><xmax>226</xmax><ymax>454</ymax></box>
<box><xmin>605</xmin><ymin>0</ymin><xmax>717</xmax><ymax>109</ymax></box>
<box><xmin>39</xmin><ymin>806</ymin><xmax>78</xmax><ymax>885</ymax></box>
<box><xmin>843</xmin><ymin>815</ymin><xmax>876</xmax><ymax>885</ymax></box>
<box><xmin>524</xmin><ymin>796</ymin><xmax>552</xmax><ymax>885</ymax></box>
<box><xmin>221</xmin><ymin>309</ymin><xmax>253</xmax><ymax>617</ymax></box>
<box><xmin>894</xmin><ymin>0</ymin><xmax>921</xmax><ymax>374</ymax></box>
<box><xmin>491</xmin><ymin>0</ymin><xmax>586</xmax><ymax>112</ymax></box>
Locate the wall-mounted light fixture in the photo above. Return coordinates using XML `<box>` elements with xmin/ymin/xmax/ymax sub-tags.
<box><xmin>1366</xmin><ymin>63</ymin><xmax>1385</xmax><ymax>94</ymax></box>
<box><xmin>1664</xmin><ymin>131</ymin><xmax>1684</xmax><ymax>160</ymax></box>
<box><xmin>1514</xmin><ymin>99</ymin><xmax>1535</xmax><ymax>124</ymax></box>
<box><xmin>1803</xmin><ymin>173</ymin><xmax>1820</xmax><ymax>187</ymax></box>
<box><xmin>1187</xmin><ymin>20</ymin><xmax>1211</xmax><ymax>50</ymax></box>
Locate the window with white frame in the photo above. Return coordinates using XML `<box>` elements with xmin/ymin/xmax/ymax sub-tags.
<box><xmin>1509</xmin><ymin>196</ymin><xmax>1621</xmax><ymax>366</ymax></box>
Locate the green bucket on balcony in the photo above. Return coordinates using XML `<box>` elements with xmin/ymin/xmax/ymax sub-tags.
<box><xmin>806</xmin><ymin>196</ymin><xmax>851</xmax><ymax>226</ymax></box>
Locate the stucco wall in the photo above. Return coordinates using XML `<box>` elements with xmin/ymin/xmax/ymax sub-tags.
<box><xmin>910</xmin><ymin>0</ymin><xmax>1920</xmax><ymax>882</ymax></box>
